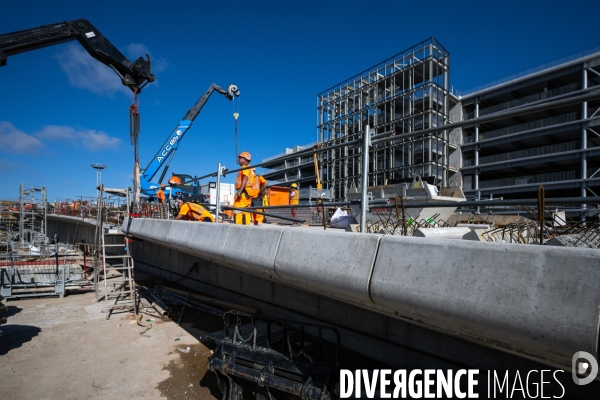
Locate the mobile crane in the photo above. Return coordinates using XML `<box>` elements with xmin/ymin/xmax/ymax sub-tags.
<box><xmin>0</xmin><ymin>18</ymin><xmax>155</xmax><ymax>93</ymax></box>
<box><xmin>140</xmin><ymin>83</ymin><xmax>240</xmax><ymax>195</ymax></box>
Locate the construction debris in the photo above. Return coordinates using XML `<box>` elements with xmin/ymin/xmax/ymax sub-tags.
<box><xmin>207</xmin><ymin>311</ymin><xmax>339</xmax><ymax>400</ymax></box>
<box><xmin>161</xmin><ymin>285</ymin><xmax>258</xmax><ymax>315</ymax></box>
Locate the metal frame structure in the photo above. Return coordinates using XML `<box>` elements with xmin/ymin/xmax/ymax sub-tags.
<box><xmin>317</xmin><ymin>38</ymin><xmax>459</xmax><ymax>201</ymax></box>
<box><xmin>18</xmin><ymin>183</ymin><xmax>47</xmax><ymax>250</ymax></box>
<box><xmin>459</xmin><ymin>49</ymin><xmax>600</xmax><ymax>220</ymax></box>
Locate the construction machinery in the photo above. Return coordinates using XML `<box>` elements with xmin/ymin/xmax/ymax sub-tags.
<box><xmin>0</xmin><ymin>18</ymin><xmax>155</xmax><ymax>93</ymax></box>
<box><xmin>139</xmin><ymin>83</ymin><xmax>240</xmax><ymax>196</ymax></box>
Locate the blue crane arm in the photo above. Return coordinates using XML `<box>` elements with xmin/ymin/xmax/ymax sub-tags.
<box><xmin>140</xmin><ymin>83</ymin><xmax>240</xmax><ymax>191</ymax></box>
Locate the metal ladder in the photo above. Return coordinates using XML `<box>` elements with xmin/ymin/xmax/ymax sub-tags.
<box><xmin>93</xmin><ymin>185</ymin><xmax>137</xmax><ymax>319</ymax></box>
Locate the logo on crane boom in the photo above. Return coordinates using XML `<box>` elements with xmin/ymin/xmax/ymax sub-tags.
<box><xmin>157</xmin><ymin>129</ymin><xmax>184</xmax><ymax>162</ymax></box>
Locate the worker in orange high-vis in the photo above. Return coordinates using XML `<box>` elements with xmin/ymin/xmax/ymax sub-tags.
<box><xmin>289</xmin><ymin>183</ymin><xmax>299</xmax><ymax>220</ymax></box>
<box><xmin>234</xmin><ymin>151</ymin><xmax>258</xmax><ymax>225</ymax></box>
<box><xmin>252</xmin><ymin>175</ymin><xmax>268</xmax><ymax>225</ymax></box>
<box><xmin>174</xmin><ymin>198</ymin><xmax>215</xmax><ymax>222</ymax></box>
<box><xmin>156</xmin><ymin>184</ymin><xmax>166</xmax><ymax>204</ymax></box>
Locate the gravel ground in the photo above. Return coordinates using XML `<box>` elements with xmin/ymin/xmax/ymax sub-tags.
<box><xmin>0</xmin><ymin>289</ymin><xmax>221</xmax><ymax>400</ymax></box>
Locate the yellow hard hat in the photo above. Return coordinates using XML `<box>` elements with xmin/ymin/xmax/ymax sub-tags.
<box><xmin>291</xmin><ymin>183</ymin><xmax>297</xmax><ymax>188</ymax></box>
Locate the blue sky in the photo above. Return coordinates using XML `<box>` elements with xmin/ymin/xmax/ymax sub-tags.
<box><xmin>1</xmin><ymin>0</ymin><xmax>597</xmax><ymax>201</ymax></box>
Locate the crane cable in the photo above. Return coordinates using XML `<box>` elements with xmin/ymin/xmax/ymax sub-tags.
<box><xmin>129</xmin><ymin>90</ymin><xmax>141</xmax><ymax>163</ymax></box>
<box><xmin>233</xmin><ymin>96</ymin><xmax>240</xmax><ymax>157</ymax></box>
<box><xmin>130</xmin><ymin>90</ymin><xmax>141</xmax><ymax>204</ymax></box>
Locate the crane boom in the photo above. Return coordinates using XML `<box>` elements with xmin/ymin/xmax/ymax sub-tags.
<box><xmin>140</xmin><ymin>83</ymin><xmax>240</xmax><ymax>192</ymax></box>
<box><xmin>0</xmin><ymin>18</ymin><xmax>155</xmax><ymax>92</ymax></box>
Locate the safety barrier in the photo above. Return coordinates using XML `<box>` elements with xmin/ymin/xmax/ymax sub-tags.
<box><xmin>122</xmin><ymin>217</ymin><xmax>600</xmax><ymax>369</ymax></box>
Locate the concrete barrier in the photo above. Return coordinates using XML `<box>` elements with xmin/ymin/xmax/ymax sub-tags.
<box><xmin>121</xmin><ymin>218</ymin><xmax>600</xmax><ymax>368</ymax></box>
<box><xmin>274</xmin><ymin>229</ymin><xmax>381</xmax><ymax>306</ymax></box>
<box><xmin>370</xmin><ymin>235</ymin><xmax>600</xmax><ymax>366</ymax></box>
<box><xmin>222</xmin><ymin>224</ymin><xmax>285</xmax><ymax>278</ymax></box>
<box><xmin>186</xmin><ymin>223</ymin><xmax>231</xmax><ymax>265</ymax></box>
<box><xmin>164</xmin><ymin>220</ymin><xmax>197</xmax><ymax>253</ymax></box>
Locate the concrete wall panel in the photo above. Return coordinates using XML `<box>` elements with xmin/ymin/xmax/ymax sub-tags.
<box><xmin>187</xmin><ymin>223</ymin><xmax>231</xmax><ymax>264</ymax></box>
<box><xmin>371</xmin><ymin>235</ymin><xmax>600</xmax><ymax>365</ymax></box>
<box><xmin>117</xmin><ymin>217</ymin><xmax>600</xmax><ymax>369</ymax></box>
<box><xmin>222</xmin><ymin>224</ymin><xmax>285</xmax><ymax>278</ymax></box>
<box><xmin>165</xmin><ymin>221</ymin><xmax>197</xmax><ymax>253</ymax></box>
<box><xmin>274</xmin><ymin>229</ymin><xmax>380</xmax><ymax>306</ymax></box>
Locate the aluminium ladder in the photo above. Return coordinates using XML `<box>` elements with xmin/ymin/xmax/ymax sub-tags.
<box><xmin>93</xmin><ymin>185</ymin><xmax>137</xmax><ymax>319</ymax></box>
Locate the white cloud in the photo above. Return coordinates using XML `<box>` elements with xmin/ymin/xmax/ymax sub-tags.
<box><xmin>127</xmin><ymin>43</ymin><xmax>150</xmax><ymax>57</ymax></box>
<box><xmin>127</xmin><ymin>43</ymin><xmax>169</xmax><ymax>73</ymax></box>
<box><xmin>0</xmin><ymin>158</ymin><xmax>22</xmax><ymax>173</ymax></box>
<box><xmin>55</xmin><ymin>44</ymin><xmax>131</xmax><ymax>97</ymax></box>
<box><xmin>77</xmin><ymin>130</ymin><xmax>121</xmax><ymax>151</ymax></box>
<box><xmin>34</xmin><ymin>125</ymin><xmax>121</xmax><ymax>152</ymax></box>
<box><xmin>0</xmin><ymin>121</ymin><xmax>44</xmax><ymax>154</ymax></box>
<box><xmin>35</xmin><ymin>125</ymin><xmax>76</xmax><ymax>140</ymax></box>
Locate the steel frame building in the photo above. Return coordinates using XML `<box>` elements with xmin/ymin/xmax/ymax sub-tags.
<box><xmin>316</xmin><ymin>38</ymin><xmax>459</xmax><ymax>200</ymax></box>
<box><xmin>459</xmin><ymin>48</ymin><xmax>600</xmax><ymax>215</ymax></box>
<box><xmin>262</xmin><ymin>40</ymin><xmax>600</xmax><ymax>213</ymax></box>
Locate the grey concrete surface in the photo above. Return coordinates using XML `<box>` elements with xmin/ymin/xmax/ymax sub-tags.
<box><xmin>120</xmin><ymin>217</ymin><xmax>600</xmax><ymax>371</ymax></box>
<box><xmin>274</xmin><ymin>228</ymin><xmax>380</xmax><ymax>305</ymax></box>
<box><xmin>372</xmin><ymin>235</ymin><xmax>600</xmax><ymax>366</ymax></box>
<box><xmin>0</xmin><ymin>291</ymin><xmax>219</xmax><ymax>400</ymax></box>
<box><xmin>223</xmin><ymin>224</ymin><xmax>285</xmax><ymax>277</ymax></box>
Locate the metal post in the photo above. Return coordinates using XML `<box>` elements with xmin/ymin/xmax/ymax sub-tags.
<box><xmin>167</xmin><ymin>187</ymin><xmax>172</xmax><ymax>220</ymax></box>
<box><xmin>360</xmin><ymin>125</ymin><xmax>370</xmax><ymax>233</ymax></box>
<box><xmin>582</xmin><ymin>64</ymin><xmax>588</xmax><ymax>222</ymax></box>
<box><xmin>90</xmin><ymin>164</ymin><xmax>107</xmax><ymax>199</ymax></box>
<box><xmin>42</xmin><ymin>186</ymin><xmax>47</xmax><ymax>243</ymax></box>
<box><xmin>474</xmin><ymin>100</ymin><xmax>481</xmax><ymax>214</ymax></box>
<box><xmin>215</xmin><ymin>162</ymin><xmax>222</xmax><ymax>223</ymax></box>
<box><xmin>19</xmin><ymin>183</ymin><xmax>24</xmax><ymax>247</ymax></box>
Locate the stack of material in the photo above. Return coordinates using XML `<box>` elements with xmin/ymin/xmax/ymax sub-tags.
<box><xmin>137</xmin><ymin>286</ymin><xmax>172</xmax><ymax>318</ymax></box>
<box><xmin>266</xmin><ymin>206</ymin><xmax>326</xmax><ymax>225</ymax></box>
<box><xmin>0</xmin><ymin>293</ymin><xmax>6</xmax><ymax>337</ymax></box>
<box><xmin>135</xmin><ymin>284</ymin><xmax>259</xmax><ymax>320</ymax></box>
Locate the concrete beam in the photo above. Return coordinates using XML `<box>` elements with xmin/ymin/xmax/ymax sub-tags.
<box><xmin>121</xmin><ymin>217</ymin><xmax>600</xmax><ymax>369</ymax></box>
<box><xmin>274</xmin><ymin>229</ymin><xmax>381</xmax><ymax>306</ymax></box>
<box><xmin>371</xmin><ymin>235</ymin><xmax>600</xmax><ymax>366</ymax></box>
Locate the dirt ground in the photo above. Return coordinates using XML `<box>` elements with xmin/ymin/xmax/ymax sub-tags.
<box><xmin>0</xmin><ymin>289</ymin><xmax>224</xmax><ymax>400</ymax></box>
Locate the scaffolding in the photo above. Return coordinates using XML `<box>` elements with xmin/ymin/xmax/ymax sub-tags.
<box><xmin>317</xmin><ymin>38</ymin><xmax>457</xmax><ymax>201</ymax></box>
<box><xmin>18</xmin><ymin>184</ymin><xmax>47</xmax><ymax>250</ymax></box>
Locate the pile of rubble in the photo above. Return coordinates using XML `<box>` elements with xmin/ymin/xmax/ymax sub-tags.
<box><xmin>546</xmin><ymin>232</ymin><xmax>600</xmax><ymax>249</ymax></box>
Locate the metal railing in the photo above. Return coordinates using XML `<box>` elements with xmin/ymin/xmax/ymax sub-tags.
<box><xmin>460</xmin><ymin>46</ymin><xmax>600</xmax><ymax>96</ymax></box>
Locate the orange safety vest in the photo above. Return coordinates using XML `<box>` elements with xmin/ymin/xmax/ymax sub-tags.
<box><xmin>180</xmin><ymin>202</ymin><xmax>215</xmax><ymax>222</ymax></box>
<box><xmin>156</xmin><ymin>189</ymin><xmax>166</xmax><ymax>204</ymax></box>
<box><xmin>236</xmin><ymin>168</ymin><xmax>260</xmax><ymax>198</ymax></box>
<box><xmin>289</xmin><ymin>189</ymin><xmax>299</xmax><ymax>205</ymax></box>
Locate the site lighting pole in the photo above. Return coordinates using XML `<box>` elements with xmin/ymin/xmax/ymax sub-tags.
<box><xmin>90</xmin><ymin>163</ymin><xmax>107</xmax><ymax>199</ymax></box>
<box><xmin>215</xmin><ymin>162</ymin><xmax>227</xmax><ymax>223</ymax></box>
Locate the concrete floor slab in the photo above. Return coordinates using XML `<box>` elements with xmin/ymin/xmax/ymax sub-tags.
<box><xmin>0</xmin><ymin>291</ymin><xmax>221</xmax><ymax>400</ymax></box>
